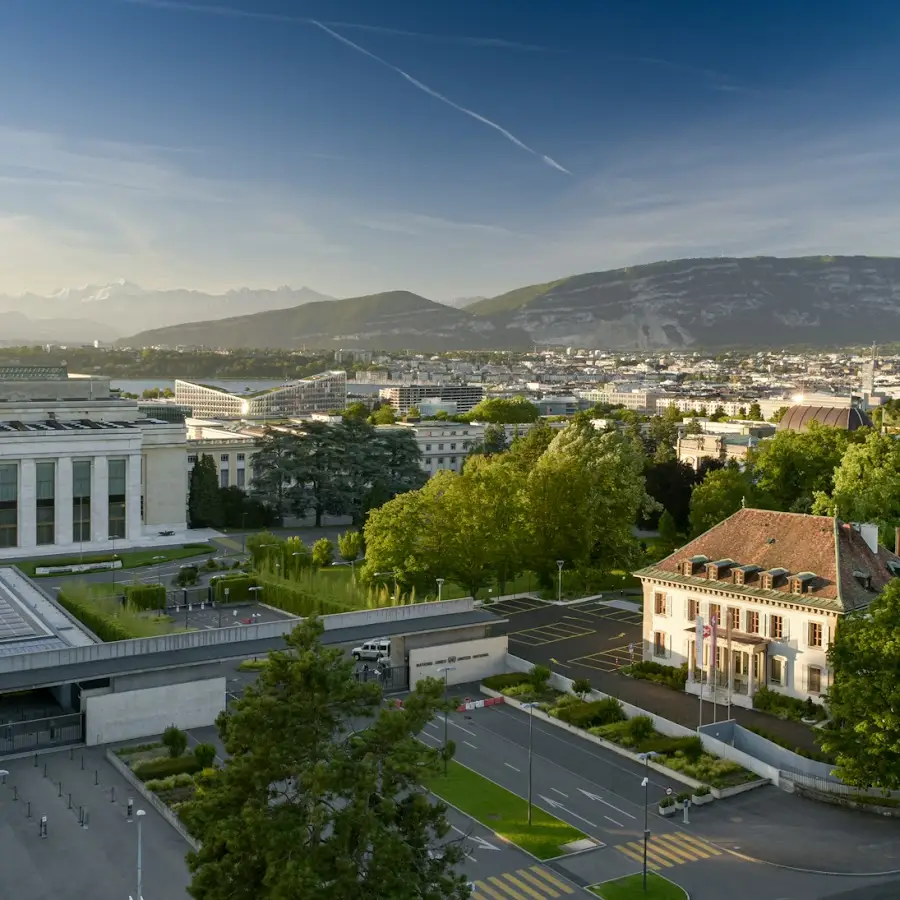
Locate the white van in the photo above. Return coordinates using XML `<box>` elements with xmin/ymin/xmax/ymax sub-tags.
<box><xmin>352</xmin><ymin>638</ymin><xmax>391</xmax><ymax>662</ymax></box>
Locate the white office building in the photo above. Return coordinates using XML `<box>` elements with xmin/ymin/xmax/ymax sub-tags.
<box><xmin>175</xmin><ymin>371</ymin><xmax>347</xmax><ymax>419</ymax></box>
<box><xmin>0</xmin><ymin>366</ymin><xmax>188</xmax><ymax>559</ymax></box>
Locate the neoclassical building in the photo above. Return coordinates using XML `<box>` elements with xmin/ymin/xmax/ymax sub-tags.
<box><xmin>635</xmin><ymin>508</ymin><xmax>898</xmax><ymax>707</ymax></box>
<box><xmin>0</xmin><ymin>367</ymin><xmax>187</xmax><ymax>559</ymax></box>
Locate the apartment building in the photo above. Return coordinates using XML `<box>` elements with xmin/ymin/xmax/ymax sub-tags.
<box><xmin>635</xmin><ymin>509</ymin><xmax>899</xmax><ymax>707</ymax></box>
<box><xmin>379</xmin><ymin>384</ymin><xmax>484</xmax><ymax>416</ymax></box>
<box><xmin>388</xmin><ymin>422</ymin><xmax>485</xmax><ymax>476</ymax></box>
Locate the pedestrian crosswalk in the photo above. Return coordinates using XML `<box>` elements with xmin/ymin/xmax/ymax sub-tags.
<box><xmin>470</xmin><ymin>865</ymin><xmax>575</xmax><ymax>899</ymax></box>
<box><xmin>615</xmin><ymin>832</ymin><xmax>722</xmax><ymax>869</ymax></box>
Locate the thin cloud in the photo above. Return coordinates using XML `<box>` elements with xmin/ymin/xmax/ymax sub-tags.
<box><xmin>120</xmin><ymin>0</ymin><xmax>556</xmax><ymax>51</ymax></box>
<box><xmin>311</xmin><ymin>21</ymin><xmax>571</xmax><ymax>175</ymax></box>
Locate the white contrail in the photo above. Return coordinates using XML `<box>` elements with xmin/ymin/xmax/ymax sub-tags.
<box><xmin>311</xmin><ymin>21</ymin><xmax>570</xmax><ymax>175</ymax></box>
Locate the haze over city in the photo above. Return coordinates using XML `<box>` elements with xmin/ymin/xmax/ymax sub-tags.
<box><xmin>3</xmin><ymin>0</ymin><xmax>900</xmax><ymax>301</ymax></box>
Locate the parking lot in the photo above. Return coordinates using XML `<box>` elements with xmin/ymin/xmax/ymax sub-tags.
<box><xmin>175</xmin><ymin>601</ymin><xmax>295</xmax><ymax>631</ymax></box>
<box><xmin>488</xmin><ymin>597</ymin><xmax>643</xmax><ymax>674</ymax></box>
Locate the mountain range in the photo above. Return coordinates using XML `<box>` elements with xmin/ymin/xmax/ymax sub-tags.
<box><xmin>0</xmin><ymin>281</ymin><xmax>335</xmax><ymax>344</ymax></box>
<box><xmin>7</xmin><ymin>256</ymin><xmax>900</xmax><ymax>349</ymax></box>
<box><xmin>119</xmin><ymin>256</ymin><xmax>900</xmax><ymax>351</ymax></box>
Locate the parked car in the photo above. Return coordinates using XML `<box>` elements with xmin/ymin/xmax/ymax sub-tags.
<box><xmin>352</xmin><ymin>638</ymin><xmax>391</xmax><ymax>661</ymax></box>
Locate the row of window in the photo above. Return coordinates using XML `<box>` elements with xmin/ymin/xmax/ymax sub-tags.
<box><xmin>0</xmin><ymin>459</ymin><xmax>129</xmax><ymax>548</ymax></box>
<box><xmin>651</xmin><ymin>632</ymin><xmax>825</xmax><ymax>693</ymax></box>
<box><xmin>425</xmin><ymin>457</ymin><xmax>459</xmax><ymax>467</ymax></box>
<box><xmin>654</xmin><ymin>593</ymin><xmax>824</xmax><ymax>647</ymax></box>
<box><xmin>187</xmin><ymin>453</ymin><xmax>246</xmax><ymax>464</ymax></box>
<box><xmin>424</xmin><ymin>442</ymin><xmax>470</xmax><ymax>452</ymax></box>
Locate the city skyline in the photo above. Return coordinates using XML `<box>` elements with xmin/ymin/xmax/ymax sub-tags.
<box><xmin>3</xmin><ymin>0</ymin><xmax>900</xmax><ymax>301</ymax></box>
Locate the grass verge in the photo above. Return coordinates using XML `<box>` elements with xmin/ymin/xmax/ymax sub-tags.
<box><xmin>589</xmin><ymin>873</ymin><xmax>687</xmax><ymax>899</ymax></box>
<box><xmin>18</xmin><ymin>544</ymin><xmax>215</xmax><ymax>576</ymax></box>
<box><xmin>427</xmin><ymin>759</ymin><xmax>586</xmax><ymax>860</ymax></box>
<box><xmin>238</xmin><ymin>658</ymin><xmax>270</xmax><ymax>671</ymax></box>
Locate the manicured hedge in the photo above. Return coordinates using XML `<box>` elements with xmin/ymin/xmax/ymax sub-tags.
<box><xmin>124</xmin><ymin>583</ymin><xmax>166</xmax><ymax>611</ymax></box>
<box><xmin>624</xmin><ymin>660</ymin><xmax>688</xmax><ymax>690</ymax></box>
<box><xmin>57</xmin><ymin>590</ymin><xmax>132</xmax><ymax>642</ymax></box>
<box><xmin>212</xmin><ymin>574</ymin><xmax>259</xmax><ymax>603</ymax></box>
<box><xmin>554</xmin><ymin>697</ymin><xmax>626</xmax><ymax>729</ymax></box>
<box><xmin>482</xmin><ymin>672</ymin><xmax>533</xmax><ymax>691</ymax></box>
<box><xmin>133</xmin><ymin>754</ymin><xmax>203</xmax><ymax>781</ymax></box>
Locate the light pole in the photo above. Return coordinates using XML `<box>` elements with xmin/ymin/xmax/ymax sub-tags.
<box><xmin>153</xmin><ymin>555</ymin><xmax>166</xmax><ymax>585</ymax></box>
<box><xmin>248</xmin><ymin>585</ymin><xmax>262</xmax><ymax>608</ymax></box>
<box><xmin>220</xmin><ymin>587</ymin><xmax>229</xmax><ymax>627</ymax></box>
<box><xmin>436</xmin><ymin>578</ymin><xmax>445</xmax><ymax>602</ymax></box>
<box><xmin>374</xmin><ymin>570</ymin><xmax>398</xmax><ymax>601</ymax></box>
<box><xmin>292</xmin><ymin>551</ymin><xmax>305</xmax><ymax>576</ymax></box>
<box><xmin>522</xmin><ymin>702</ymin><xmax>538</xmax><ymax>825</ymax></box>
<box><xmin>438</xmin><ymin>665</ymin><xmax>456</xmax><ymax>775</ymax></box>
<box><xmin>639</xmin><ymin>752</ymin><xmax>660</xmax><ymax>894</ymax></box>
<box><xmin>556</xmin><ymin>560</ymin><xmax>565</xmax><ymax>603</ymax></box>
<box><xmin>136</xmin><ymin>807</ymin><xmax>146</xmax><ymax>900</ymax></box>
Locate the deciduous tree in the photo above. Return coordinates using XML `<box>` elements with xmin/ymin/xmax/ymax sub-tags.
<box><xmin>688</xmin><ymin>464</ymin><xmax>755</xmax><ymax>536</ymax></box>
<box><xmin>182</xmin><ymin>618</ymin><xmax>467</xmax><ymax>900</ymax></box>
<box><xmin>819</xmin><ymin>580</ymin><xmax>900</xmax><ymax>790</ymax></box>
<box><xmin>189</xmin><ymin>454</ymin><xmax>223</xmax><ymax>528</ymax></box>
<box><xmin>338</xmin><ymin>530</ymin><xmax>363</xmax><ymax>565</ymax></box>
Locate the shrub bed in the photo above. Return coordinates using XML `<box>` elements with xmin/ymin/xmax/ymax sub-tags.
<box><xmin>57</xmin><ymin>588</ymin><xmax>134</xmax><ymax>642</ymax></box>
<box><xmin>552</xmin><ymin>697</ymin><xmax>627</xmax><ymax>729</ymax></box>
<box><xmin>752</xmin><ymin>686</ymin><xmax>828</xmax><ymax>722</ymax></box>
<box><xmin>212</xmin><ymin>574</ymin><xmax>259</xmax><ymax>603</ymax></box>
<box><xmin>124</xmin><ymin>583</ymin><xmax>166</xmax><ymax>611</ymax></box>
<box><xmin>621</xmin><ymin>660</ymin><xmax>688</xmax><ymax>691</ymax></box>
<box><xmin>133</xmin><ymin>754</ymin><xmax>203</xmax><ymax>781</ymax></box>
<box><xmin>482</xmin><ymin>672</ymin><xmax>533</xmax><ymax>691</ymax></box>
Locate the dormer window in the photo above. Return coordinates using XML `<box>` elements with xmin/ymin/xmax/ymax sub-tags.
<box><xmin>761</xmin><ymin>573</ymin><xmax>773</xmax><ymax>590</ymax></box>
<box><xmin>681</xmin><ymin>555</ymin><xmax>708</xmax><ymax>577</ymax></box>
<box><xmin>790</xmin><ymin>572</ymin><xmax>816</xmax><ymax>595</ymax></box>
<box><xmin>734</xmin><ymin>569</ymin><xmax>744</xmax><ymax>585</ymax></box>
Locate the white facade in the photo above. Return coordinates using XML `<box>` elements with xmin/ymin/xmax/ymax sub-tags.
<box><xmin>640</xmin><ymin>578</ymin><xmax>836</xmax><ymax>708</ymax></box>
<box><xmin>0</xmin><ymin>371</ymin><xmax>188</xmax><ymax>560</ymax></box>
<box><xmin>389</xmin><ymin>423</ymin><xmax>484</xmax><ymax>476</ymax></box>
<box><xmin>187</xmin><ymin>438</ymin><xmax>257</xmax><ymax>490</ymax></box>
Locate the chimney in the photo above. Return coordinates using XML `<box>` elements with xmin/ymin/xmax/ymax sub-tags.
<box><xmin>895</xmin><ymin>527</ymin><xmax>900</xmax><ymax>557</ymax></box>
<box><xmin>855</xmin><ymin>523</ymin><xmax>879</xmax><ymax>555</ymax></box>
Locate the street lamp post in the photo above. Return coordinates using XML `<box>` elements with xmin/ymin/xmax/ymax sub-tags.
<box><xmin>136</xmin><ymin>807</ymin><xmax>146</xmax><ymax>900</ymax></box>
<box><xmin>437</xmin><ymin>665</ymin><xmax>456</xmax><ymax>775</ymax></box>
<box><xmin>221</xmin><ymin>588</ymin><xmax>229</xmax><ymax>627</ymax></box>
<box><xmin>153</xmin><ymin>555</ymin><xmax>166</xmax><ymax>585</ymax></box>
<box><xmin>374</xmin><ymin>570</ymin><xmax>399</xmax><ymax>601</ymax></box>
<box><xmin>436</xmin><ymin>578</ymin><xmax>445</xmax><ymax>602</ymax></box>
<box><xmin>556</xmin><ymin>560</ymin><xmax>565</xmax><ymax>603</ymax></box>
<box><xmin>639</xmin><ymin>752</ymin><xmax>661</xmax><ymax>894</ymax></box>
<box><xmin>248</xmin><ymin>585</ymin><xmax>262</xmax><ymax>608</ymax></box>
<box><xmin>522</xmin><ymin>702</ymin><xmax>538</xmax><ymax>825</ymax></box>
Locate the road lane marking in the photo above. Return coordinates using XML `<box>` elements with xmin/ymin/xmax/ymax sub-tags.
<box><xmin>449</xmin><ymin>719</ymin><xmax>477</xmax><ymax>737</ymax></box>
<box><xmin>425</xmin><ymin>721</ymin><xmax>438</xmax><ymax>729</ymax></box>
<box><xmin>551</xmin><ymin>788</ymin><xmax>568</xmax><ymax>798</ymax></box>
<box><xmin>538</xmin><ymin>794</ymin><xmax>596</xmax><ymax>829</ymax></box>
<box><xmin>504</xmin><ymin>872</ymin><xmax>546</xmax><ymax>900</ymax></box>
<box><xmin>616</xmin><ymin>843</ymin><xmax>655</xmax><ymax>868</ymax></box>
<box><xmin>519</xmin><ymin>868</ymin><xmax>561</xmax><ymax>897</ymax></box>
<box><xmin>505</xmin><ymin>762</ymin><xmax>521</xmax><ymax>772</ymax></box>
<box><xmin>463</xmin><ymin>740</ymin><xmax>478</xmax><ymax>749</ymax></box>
<box><xmin>676</xmin><ymin>833</ymin><xmax>721</xmax><ymax>856</ymax></box>
<box><xmin>530</xmin><ymin>866</ymin><xmax>574</xmax><ymax>894</ymax></box>
<box><xmin>577</xmin><ymin>788</ymin><xmax>636</xmax><ymax>819</ymax></box>
<box><xmin>604</xmin><ymin>815</ymin><xmax>624</xmax><ymax>827</ymax></box>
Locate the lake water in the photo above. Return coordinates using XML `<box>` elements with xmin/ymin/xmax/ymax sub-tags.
<box><xmin>111</xmin><ymin>378</ymin><xmax>383</xmax><ymax>396</ymax></box>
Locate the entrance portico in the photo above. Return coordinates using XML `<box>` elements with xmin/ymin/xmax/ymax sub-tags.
<box><xmin>685</xmin><ymin>627</ymin><xmax>769</xmax><ymax>710</ymax></box>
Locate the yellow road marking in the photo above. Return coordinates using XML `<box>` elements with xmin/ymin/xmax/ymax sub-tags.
<box><xmin>474</xmin><ymin>881</ymin><xmax>509</xmax><ymax>900</ymax></box>
<box><xmin>503</xmin><ymin>873</ymin><xmax>547</xmax><ymax>900</ymax></box>
<box><xmin>615</xmin><ymin>843</ymin><xmax>656</xmax><ymax>868</ymax></box>
<box><xmin>518</xmin><ymin>869</ymin><xmax>561</xmax><ymax>897</ymax></box>
<box><xmin>677</xmin><ymin>833</ymin><xmax>721</xmax><ymax>856</ymax></box>
<box><xmin>623</xmin><ymin>841</ymin><xmax>674</xmax><ymax>868</ymax></box>
<box><xmin>487</xmin><ymin>875</ymin><xmax>528</xmax><ymax>898</ymax></box>
<box><xmin>530</xmin><ymin>866</ymin><xmax>575</xmax><ymax>894</ymax></box>
<box><xmin>651</xmin><ymin>836</ymin><xmax>701</xmax><ymax>863</ymax></box>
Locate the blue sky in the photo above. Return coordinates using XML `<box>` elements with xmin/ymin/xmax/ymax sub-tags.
<box><xmin>2</xmin><ymin>0</ymin><xmax>900</xmax><ymax>301</ymax></box>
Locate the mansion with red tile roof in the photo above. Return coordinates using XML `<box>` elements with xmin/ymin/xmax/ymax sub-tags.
<box><xmin>633</xmin><ymin>509</ymin><xmax>900</xmax><ymax>708</ymax></box>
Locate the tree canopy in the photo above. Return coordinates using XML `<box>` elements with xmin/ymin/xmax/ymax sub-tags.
<box><xmin>463</xmin><ymin>396</ymin><xmax>539</xmax><ymax>424</ymax></box>
<box><xmin>188</xmin><ymin>454</ymin><xmax>222</xmax><ymax>528</ymax></box>
<box><xmin>819</xmin><ymin>580</ymin><xmax>900</xmax><ymax>790</ymax></box>
<box><xmin>688</xmin><ymin>464</ymin><xmax>756</xmax><ymax>536</ymax></box>
<box><xmin>182</xmin><ymin>618</ymin><xmax>468</xmax><ymax>899</ymax></box>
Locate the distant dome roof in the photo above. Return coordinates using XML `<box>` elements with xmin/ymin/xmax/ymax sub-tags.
<box><xmin>777</xmin><ymin>405</ymin><xmax>872</xmax><ymax>433</ymax></box>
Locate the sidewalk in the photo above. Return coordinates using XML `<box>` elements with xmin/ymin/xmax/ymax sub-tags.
<box><xmin>569</xmin><ymin>661</ymin><xmax>822</xmax><ymax>754</ymax></box>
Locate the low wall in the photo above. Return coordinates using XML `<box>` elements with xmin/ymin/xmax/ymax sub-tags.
<box><xmin>506</xmin><ymin>654</ymin><xmax>777</xmax><ymax>787</ymax></box>
<box><xmin>105</xmin><ymin>749</ymin><xmax>200</xmax><ymax>850</ymax></box>
<box><xmin>85</xmin><ymin>677</ymin><xmax>226</xmax><ymax>745</ymax></box>
<box><xmin>35</xmin><ymin>560</ymin><xmax>123</xmax><ymax>576</ymax></box>
<box><xmin>409</xmin><ymin>636</ymin><xmax>508</xmax><ymax>689</ymax></box>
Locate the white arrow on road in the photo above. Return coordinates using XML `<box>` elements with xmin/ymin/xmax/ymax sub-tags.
<box><xmin>577</xmin><ymin>788</ymin><xmax>636</xmax><ymax>820</ymax></box>
<box><xmin>539</xmin><ymin>795</ymin><xmax>597</xmax><ymax>829</ymax></box>
<box><xmin>469</xmin><ymin>835</ymin><xmax>501</xmax><ymax>852</ymax></box>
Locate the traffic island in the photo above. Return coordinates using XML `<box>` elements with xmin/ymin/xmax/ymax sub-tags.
<box><xmin>427</xmin><ymin>759</ymin><xmax>593</xmax><ymax>859</ymax></box>
<box><xmin>589</xmin><ymin>872</ymin><xmax>689</xmax><ymax>899</ymax></box>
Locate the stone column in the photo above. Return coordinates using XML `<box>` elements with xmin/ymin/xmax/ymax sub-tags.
<box><xmin>748</xmin><ymin>648</ymin><xmax>756</xmax><ymax>700</ymax></box>
<box><xmin>55</xmin><ymin>456</ymin><xmax>74</xmax><ymax>547</ymax></box>
<box><xmin>126</xmin><ymin>453</ymin><xmax>143</xmax><ymax>541</ymax></box>
<box><xmin>18</xmin><ymin>458</ymin><xmax>37</xmax><ymax>550</ymax></box>
<box><xmin>91</xmin><ymin>456</ymin><xmax>108</xmax><ymax>544</ymax></box>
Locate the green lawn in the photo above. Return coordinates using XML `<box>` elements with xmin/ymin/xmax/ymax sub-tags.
<box><xmin>17</xmin><ymin>544</ymin><xmax>215</xmax><ymax>576</ymax></box>
<box><xmin>427</xmin><ymin>760</ymin><xmax>586</xmax><ymax>859</ymax></box>
<box><xmin>589</xmin><ymin>873</ymin><xmax>688</xmax><ymax>900</ymax></box>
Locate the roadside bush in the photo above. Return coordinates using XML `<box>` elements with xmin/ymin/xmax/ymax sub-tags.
<box><xmin>752</xmin><ymin>686</ymin><xmax>827</xmax><ymax>722</ymax></box>
<box><xmin>183</xmin><ymin>543</ymin><xmax>215</xmax><ymax>552</ymax></box>
<box><xmin>133</xmin><ymin>754</ymin><xmax>203</xmax><ymax>781</ymax></box>
<box><xmin>627</xmin><ymin>715</ymin><xmax>656</xmax><ymax>742</ymax></box>
<box><xmin>57</xmin><ymin>587</ymin><xmax>133</xmax><ymax>642</ymax></box>
<box><xmin>176</xmin><ymin>566</ymin><xmax>199</xmax><ymax>587</ymax></box>
<box><xmin>572</xmin><ymin>677</ymin><xmax>593</xmax><ymax>699</ymax></box>
<box><xmin>311</xmin><ymin>538</ymin><xmax>335</xmax><ymax>567</ymax></box>
<box><xmin>194</xmin><ymin>743</ymin><xmax>217</xmax><ymax>768</ymax></box>
<box><xmin>554</xmin><ymin>697</ymin><xmax>626</xmax><ymax>729</ymax></box>
<box><xmin>145</xmin><ymin>772</ymin><xmax>196</xmax><ymax>792</ymax></box>
<box><xmin>203</xmin><ymin>557</ymin><xmax>219</xmax><ymax>571</ymax></box>
<box><xmin>624</xmin><ymin>660</ymin><xmax>688</xmax><ymax>691</ymax></box>
<box><xmin>162</xmin><ymin>725</ymin><xmax>188</xmax><ymax>758</ymax></box>
<box><xmin>114</xmin><ymin>742</ymin><xmax>163</xmax><ymax>757</ymax></box>
<box><xmin>529</xmin><ymin>664</ymin><xmax>551</xmax><ymax>690</ymax></box>
<box><xmin>482</xmin><ymin>673</ymin><xmax>533</xmax><ymax>691</ymax></box>
<box><xmin>124</xmin><ymin>583</ymin><xmax>165</xmax><ymax>612</ymax></box>
<box><xmin>212</xmin><ymin>574</ymin><xmax>259</xmax><ymax>604</ymax></box>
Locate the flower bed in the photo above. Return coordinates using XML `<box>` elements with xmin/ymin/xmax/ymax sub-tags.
<box><xmin>620</xmin><ymin>660</ymin><xmax>688</xmax><ymax>691</ymax></box>
<box><xmin>752</xmin><ymin>686</ymin><xmax>828</xmax><ymax>723</ymax></box>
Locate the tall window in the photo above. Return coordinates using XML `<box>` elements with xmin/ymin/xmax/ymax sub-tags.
<box><xmin>237</xmin><ymin>468</ymin><xmax>245</xmax><ymax>489</ymax></box>
<box><xmin>0</xmin><ymin>463</ymin><xmax>17</xmax><ymax>548</ymax></box>
<box><xmin>108</xmin><ymin>458</ymin><xmax>126</xmax><ymax>540</ymax></box>
<box><xmin>769</xmin><ymin>614</ymin><xmax>784</xmax><ymax>640</ymax></box>
<box><xmin>220</xmin><ymin>468</ymin><xmax>229</xmax><ymax>489</ymax></box>
<box><xmin>709</xmin><ymin>603</ymin><xmax>721</xmax><ymax>625</ymax></box>
<box><xmin>35</xmin><ymin>461</ymin><xmax>55</xmax><ymax>545</ymax></box>
<box><xmin>808</xmin><ymin>666</ymin><xmax>822</xmax><ymax>694</ymax></box>
<box><xmin>807</xmin><ymin>622</ymin><xmax>823</xmax><ymax>648</ymax></box>
<box><xmin>73</xmin><ymin>460</ymin><xmax>91</xmax><ymax>542</ymax></box>
<box><xmin>727</xmin><ymin>606</ymin><xmax>740</xmax><ymax>631</ymax></box>
<box><xmin>654</xmin><ymin>592</ymin><xmax>668</xmax><ymax>615</ymax></box>
<box><xmin>687</xmin><ymin>598</ymin><xmax>699</xmax><ymax>621</ymax></box>
<box><xmin>745</xmin><ymin>610</ymin><xmax>759</xmax><ymax>634</ymax></box>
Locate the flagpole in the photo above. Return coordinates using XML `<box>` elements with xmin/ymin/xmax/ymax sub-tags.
<box><xmin>726</xmin><ymin>615</ymin><xmax>733</xmax><ymax>719</ymax></box>
<box><xmin>711</xmin><ymin>616</ymin><xmax>718</xmax><ymax>724</ymax></box>
<box><xmin>695</xmin><ymin>615</ymin><xmax>704</xmax><ymax>730</ymax></box>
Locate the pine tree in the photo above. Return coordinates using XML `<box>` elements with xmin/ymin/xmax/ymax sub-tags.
<box><xmin>188</xmin><ymin>454</ymin><xmax>223</xmax><ymax>528</ymax></box>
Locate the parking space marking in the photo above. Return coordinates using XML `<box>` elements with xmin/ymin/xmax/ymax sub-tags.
<box><xmin>508</xmin><ymin>624</ymin><xmax>595</xmax><ymax>646</ymax></box>
<box><xmin>487</xmin><ymin>598</ymin><xmax>546</xmax><ymax>617</ymax></box>
<box><xmin>569</xmin><ymin>645</ymin><xmax>634</xmax><ymax>672</ymax></box>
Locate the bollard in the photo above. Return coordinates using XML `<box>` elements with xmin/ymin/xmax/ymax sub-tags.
<box><xmin>683</xmin><ymin>799</ymin><xmax>690</xmax><ymax>825</ymax></box>
<box><xmin>27</xmin><ymin>801</ymin><xmax>31</xmax><ymax>818</ymax></box>
<box><xmin>127</xmin><ymin>798</ymin><xmax>133</xmax><ymax>820</ymax></box>
<box><xmin>0</xmin><ymin>771</ymin><xmax>5</xmax><ymax>785</ymax></box>
<box><xmin>33</xmin><ymin>753</ymin><xmax>37</xmax><ymax>768</ymax></box>
<box><xmin>68</xmin><ymin>793</ymin><xmax>72</xmax><ymax>810</ymax></box>
<box><xmin>94</xmin><ymin>769</ymin><xmax>99</xmax><ymax>786</ymax></box>
<box><xmin>110</xmin><ymin>786</ymin><xmax>116</xmax><ymax>803</ymax></box>
<box><xmin>82</xmin><ymin>807</ymin><xmax>89</xmax><ymax>829</ymax></box>
<box><xmin>69</xmin><ymin>748</ymin><xmax>74</xmax><ymax>761</ymax></box>
<box><xmin>80</xmin><ymin>755</ymin><xmax>84</xmax><ymax>771</ymax></box>
<box><xmin>58</xmin><ymin>782</ymin><xmax>61</xmax><ymax>798</ymax></box>
<box><xmin>78</xmin><ymin>806</ymin><xmax>83</xmax><ymax>826</ymax></box>
<box><xmin>13</xmin><ymin>785</ymin><xmax>17</xmax><ymax>801</ymax></box>
<box><xmin>40</xmin><ymin>815</ymin><xmax>47</xmax><ymax>838</ymax></box>
<box><xmin>42</xmin><ymin>763</ymin><xmax>47</xmax><ymax>778</ymax></box>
